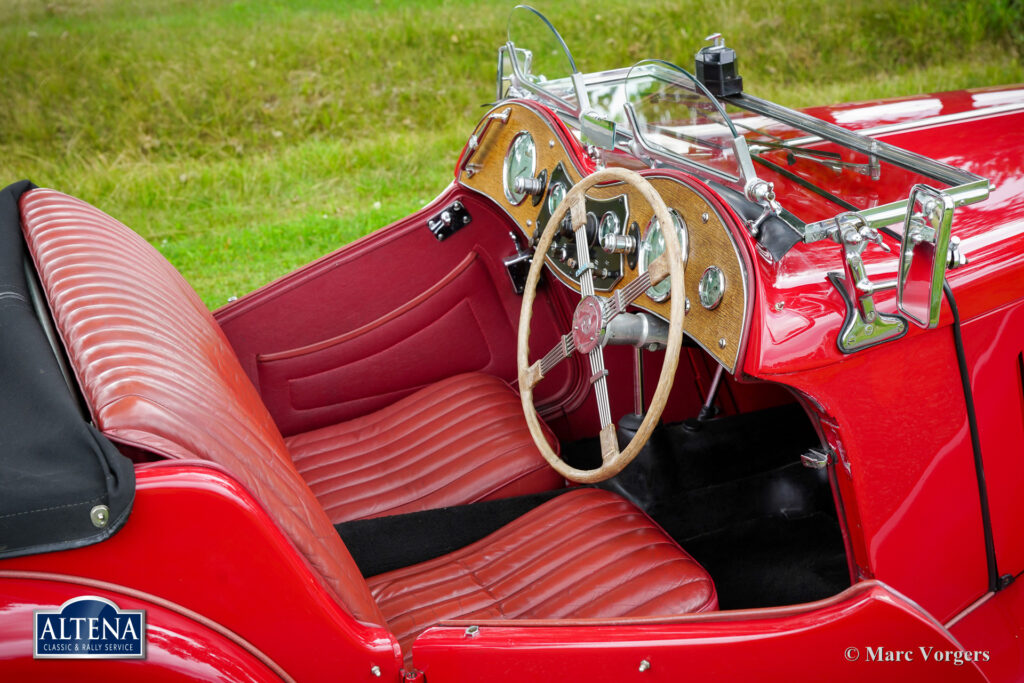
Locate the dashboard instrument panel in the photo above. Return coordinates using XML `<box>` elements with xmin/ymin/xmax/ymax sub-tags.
<box><xmin>458</xmin><ymin>101</ymin><xmax>749</xmax><ymax>373</ymax></box>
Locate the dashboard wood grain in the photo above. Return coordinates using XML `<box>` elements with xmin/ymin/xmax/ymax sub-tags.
<box><xmin>458</xmin><ymin>101</ymin><xmax>747</xmax><ymax>373</ymax></box>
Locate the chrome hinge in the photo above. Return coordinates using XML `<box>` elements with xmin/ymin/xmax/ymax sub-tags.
<box><xmin>502</xmin><ymin>230</ymin><xmax>532</xmax><ymax>294</ymax></box>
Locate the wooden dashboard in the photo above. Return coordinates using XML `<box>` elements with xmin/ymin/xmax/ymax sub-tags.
<box><xmin>457</xmin><ymin>101</ymin><xmax>749</xmax><ymax>373</ymax></box>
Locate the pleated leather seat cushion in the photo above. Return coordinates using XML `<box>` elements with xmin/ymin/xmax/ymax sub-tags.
<box><xmin>286</xmin><ymin>372</ymin><xmax>564</xmax><ymax>523</ymax></box>
<box><xmin>368</xmin><ymin>488</ymin><xmax>718</xmax><ymax>663</ymax></box>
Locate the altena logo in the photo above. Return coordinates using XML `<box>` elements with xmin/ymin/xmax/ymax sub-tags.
<box><xmin>34</xmin><ymin>596</ymin><xmax>146</xmax><ymax>659</ymax></box>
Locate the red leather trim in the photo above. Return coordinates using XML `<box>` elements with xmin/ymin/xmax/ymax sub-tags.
<box><xmin>368</xmin><ymin>488</ymin><xmax>717</xmax><ymax>664</ymax></box>
<box><xmin>19</xmin><ymin>189</ymin><xmax>385</xmax><ymax>626</ymax></box>
<box><xmin>216</xmin><ymin>186</ymin><xmax>580</xmax><ymax>433</ymax></box>
<box><xmin>287</xmin><ymin>372</ymin><xmax>563</xmax><ymax>523</ymax></box>
<box><xmin>434</xmin><ymin>580</ymin><xmax>895</xmax><ymax>627</ymax></box>
<box><xmin>259</xmin><ymin>251</ymin><xmax>480</xmax><ymax>363</ymax></box>
<box><xmin>254</xmin><ymin>245</ymin><xmax>520</xmax><ymax>435</ymax></box>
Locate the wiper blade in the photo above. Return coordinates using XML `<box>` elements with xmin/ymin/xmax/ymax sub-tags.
<box><xmin>751</xmin><ymin>155</ymin><xmax>859</xmax><ymax>213</ymax></box>
<box><xmin>749</xmin><ymin>139</ymin><xmax>842</xmax><ymax>160</ymax></box>
<box><xmin>732</xmin><ymin>119</ymin><xmax>879</xmax><ymax>178</ymax></box>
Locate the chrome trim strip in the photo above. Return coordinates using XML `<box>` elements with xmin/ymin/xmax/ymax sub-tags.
<box><xmin>776</xmin><ymin>101</ymin><xmax>1024</xmax><ymax>148</ymax></box>
<box><xmin>726</xmin><ymin>93</ymin><xmax>986</xmax><ymax>188</ymax></box>
<box><xmin>944</xmin><ymin>591</ymin><xmax>995</xmax><ymax>630</ymax></box>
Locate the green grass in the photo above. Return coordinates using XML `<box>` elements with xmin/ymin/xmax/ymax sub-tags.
<box><xmin>2</xmin><ymin>0</ymin><xmax>1021</xmax><ymax>306</ymax></box>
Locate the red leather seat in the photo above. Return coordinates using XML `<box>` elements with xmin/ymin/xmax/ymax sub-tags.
<box><xmin>369</xmin><ymin>487</ymin><xmax>717</xmax><ymax>663</ymax></box>
<box><xmin>287</xmin><ymin>372</ymin><xmax>563</xmax><ymax>523</ymax></box>
<box><xmin>20</xmin><ymin>188</ymin><xmax>717</xmax><ymax>659</ymax></box>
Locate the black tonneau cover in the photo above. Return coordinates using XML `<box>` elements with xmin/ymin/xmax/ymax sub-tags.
<box><xmin>0</xmin><ymin>180</ymin><xmax>134</xmax><ymax>559</ymax></box>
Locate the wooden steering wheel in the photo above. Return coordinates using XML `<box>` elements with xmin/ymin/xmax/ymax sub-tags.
<box><xmin>517</xmin><ymin>167</ymin><xmax>685</xmax><ymax>483</ymax></box>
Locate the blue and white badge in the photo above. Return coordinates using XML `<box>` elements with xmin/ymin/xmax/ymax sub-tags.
<box><xmin>34</xmin><ymin>596</ymin><xmax>146</xmax><ymax>659</ymax></box>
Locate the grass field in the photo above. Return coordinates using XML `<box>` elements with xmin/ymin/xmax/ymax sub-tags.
<box><xmin>2</xmin><ymin>0</ymin><xmax>1021</xmax><ymax>306</ymax></box>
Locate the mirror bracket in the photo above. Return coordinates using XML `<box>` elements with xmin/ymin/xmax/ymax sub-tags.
<box><xmin>826</xmin><ymin>214</ymin><xmax>907</xmax><ymax>353</ymax></box>
<box><xmin>898</xmin><ymin>185</ymin><xmax>955</xmax><ymax>328</ymax></box>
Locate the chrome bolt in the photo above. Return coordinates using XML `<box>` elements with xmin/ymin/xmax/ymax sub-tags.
<box><xmin>684</xmin><ymin>297</ymin><xmax>691</xmax><ymax>313</ymax></box>
<box><xmin>639</xmin><ymin>659</ymin><xmax>651</xmax><ymax>672</ymax></box>
<box><xmin>701</xmin><ymin>212</ymin><xmax>709</xmax><ymax>223</ymax></box>
<box><xmin>452</xmin><ymin>201</ymin><xmax>463</xmax><ymax>212</ymax></box>
<box><xmin>526</xmin><ymin>219</ymin><xmax>533</xmax><ymax>227</ymax></box>
<box><xmin>465</xmin><ymin>625</ymin><xmax>480</xmax><ymax>638</ymax></box>
<box><xmin>370</xmin><ymin>665</ymin><xmax>381</xmax><ymax>677</ymax></box>
<box><xmin>549</xmin><ymin>140</ymin><xmax>555</xmax><ymax>148</ymax></box>
<box><xmin>90</xmin><ymin>505</ymin><xmax>110</xmax><ymax>529</ymax></box>
<box><xmin>774</xmin><ymin>302</ymin><xmax>784</xmax><ymax>311</ymax></box>
<box><xmin>718</xmin><ymin>338</ymin><xmax>727</xmax><ymax>349</ymax></box>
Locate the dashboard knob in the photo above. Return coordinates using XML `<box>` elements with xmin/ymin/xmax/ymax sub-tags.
<box><xmin>602</xmin><ymin>233</ymin><xmax>637</xmax><ymax>254</ymax></box>
<box><xmin>514</xmin><ymin>176</ymin><xmax>545</xmax><ymax>197</ymax></box>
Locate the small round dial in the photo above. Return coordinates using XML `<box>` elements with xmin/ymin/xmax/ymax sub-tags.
<box><xmin>598</xmin><ymin>211</ymin><xmax>621</xmax><ymax>244</ymax></box>
<box><xmin>547</xmin><ymin>181</ymin><xmax>567</xmax><ymax>215</ymax></box>
<box><xmin>639</xmin><ymin>209</ymin><xmax>688</xmax><ymax>302</ymax></box>
<box><xmin>503</xmin><ymin>132</ymin><xmax>537</xmax><ymax>205</ymax></box>
<box><xmin>699</xmin><ymin>266</ymin><xmax>726</xmax><ymax>310</ymax></box>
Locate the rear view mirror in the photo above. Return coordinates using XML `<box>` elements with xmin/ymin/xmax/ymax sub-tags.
<box><xmin>897</xmin><ymin>185</ymin><xmax>954</xmax><ymax>328</ymax></box>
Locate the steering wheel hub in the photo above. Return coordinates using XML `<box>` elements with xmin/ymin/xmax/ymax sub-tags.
<box><xmin>572</xmin><ymin>296</ymin><xmax>604</xmax><ymax>354</ymax></box>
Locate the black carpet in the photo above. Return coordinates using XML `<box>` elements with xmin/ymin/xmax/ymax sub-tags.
<box><xmin>564</xmin><ymin>402</ymin><xmax>851</xmax><ymax>608</ymax></box>
<box><xmin>684</xmin><ymin>513</ymin><xmax>850</xmax><ymax>609</ymax></box>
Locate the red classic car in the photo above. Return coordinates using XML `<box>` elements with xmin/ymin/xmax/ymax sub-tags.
<box><xmin>2</xmin><ymin>6</ymin><xmax>1022</xmax><ymax>681</ymax></box>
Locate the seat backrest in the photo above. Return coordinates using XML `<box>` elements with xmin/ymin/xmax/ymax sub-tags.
<box><xmin>19</xmin><ymin>188</ymin><xmax>385</xmax><ymax>626</ymax></box>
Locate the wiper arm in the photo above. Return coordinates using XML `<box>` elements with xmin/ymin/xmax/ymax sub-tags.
<box><xmin>752</xmin><ymin>141</ymin><xmax>880</xmax><ymax>177</ymax></box>
<box><xmin>733</xmin><ymin>119</ymin><xmax>880</xmax><ymax>179</ymax></box>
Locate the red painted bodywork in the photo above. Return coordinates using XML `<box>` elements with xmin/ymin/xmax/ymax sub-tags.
<box><xmin>414</xmin><ymin>583</ymin><xmax>987</xmax><ymax>682</ymax></box>
<box><xmin>0</xmin><ymin>578</ymin><xmax>282</xmax><ymax>681</ymax></box>
<box><xmin>1</xmin><ymin>464</ymin><xmax>403</xmax><ymax>681</ymax></box>
<box><xmin>2</xmin><ymin>83</ymin><xmax>1023</xmax><ymax>681</ymax></box>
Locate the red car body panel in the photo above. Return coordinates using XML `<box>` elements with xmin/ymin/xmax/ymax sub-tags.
<box><xmin>413</xmin><ymin>583</ymin><xmax>987</xmax><ymax>682</ymax></box>
<box><xmin>0</xmin><ymin>464</ymin><xmax>403</xmax><ymax>681</ymax></box>
<box><xmin>0</xmin><ymin>578</ymin><xmax>283</xmax><ymax>681</ymax></box>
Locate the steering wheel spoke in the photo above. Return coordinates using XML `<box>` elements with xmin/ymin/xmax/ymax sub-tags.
<box><xmin>587</xmin><ymin>346</ymin><xmax>612</xmax><ymax>428</ymax></box>
<box><xmin>524</xmin><ymin>333</ymin><xmax>575</xmax><ymax>388</ymax></box>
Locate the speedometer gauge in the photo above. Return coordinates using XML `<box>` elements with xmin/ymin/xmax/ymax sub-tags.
<box><xmin>503</xmin><ymin>132</ymin><xmax>537</xmax><ymax>205</ymax></box>
<box><xmin>639</xmin><ymin>209</ymin><xmax>688</xmax><ymax>302</ymax></box>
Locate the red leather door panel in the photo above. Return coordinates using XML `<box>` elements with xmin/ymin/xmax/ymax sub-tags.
<box><xmin>216</xmin><ymin>186</ymin><xmax>582</xmax><ymax>437</ymax></box>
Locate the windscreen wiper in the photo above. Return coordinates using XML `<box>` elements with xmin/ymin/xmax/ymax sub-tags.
<box><xmin>732</xmin><ymin>119</ymin><xmax>880</xmax><ymax>178</ymax></box>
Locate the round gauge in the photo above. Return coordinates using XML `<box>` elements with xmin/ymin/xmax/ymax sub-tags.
<box><xmin>547</xmin><ymin>181</ymin><xmax>567</xmax><ymax>216</ymax></box>
<box><xmin>699</xmin><ymin>266</ymin><xmax>726</xmax><ymax>310</ymax></box>
<box><xmin>503</xmin><ymin>132</ymin><xmax>537</xmax><ymax>205</ymax></box>
<box><xmin>639</xmin><ymin>210</ymin><xmax>689</xmax><ymax>302</ymax></box>
<box><xmin>598</xmin><ymin>211</ymin><xmax>621</xmax><ymax>244</ymax></box>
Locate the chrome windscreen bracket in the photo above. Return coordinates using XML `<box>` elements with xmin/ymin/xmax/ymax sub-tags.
<box><xmin>825</xmin><ymin>214</ymin><xmax>907</xmax><ymax>353</ymax></box>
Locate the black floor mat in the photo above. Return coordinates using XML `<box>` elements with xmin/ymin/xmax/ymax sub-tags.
<box><xmin>684</xmin><ymin>513</ymin><xmax>850</xmax><ymax>609</ymax></box>
<box><xmin>562</xmin><ymin>402</ymin><xmax>851</xmax><ymax>608</ymax></box>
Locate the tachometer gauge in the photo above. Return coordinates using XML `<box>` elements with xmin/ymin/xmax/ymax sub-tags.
<box><xmin>639</xmin><ymin>209</ymin><xmax>688</xmax><ymax>302</ymax></box>
<box><xmin>598</xmin><ymin>211</ymin><xmax>621</xmax><ymax>244</ymax></box>
<box><xmin>503</xmin><ymin>132</ymin><xmax>537</xmax><ymax>205</ymax></box>
<box><xmin>547</xmin><ymin>181</ymin><xmax>567</xmax><ymax>216</ymax></box>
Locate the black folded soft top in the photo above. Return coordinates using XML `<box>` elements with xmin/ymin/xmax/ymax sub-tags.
<box><xmin>0</xmin><ymin>180</ymin><xmax>134</xmax><ymax>559</ymax></box>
